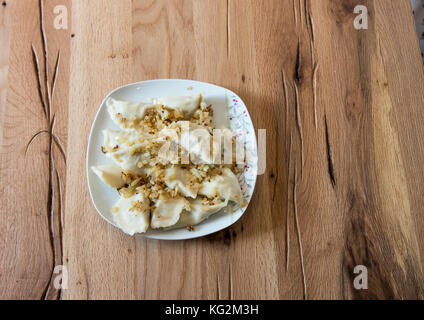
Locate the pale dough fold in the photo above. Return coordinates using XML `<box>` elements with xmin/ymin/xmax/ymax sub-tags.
<box><xmin>151</xmin><ymin>196</ymin><xmax>190</xmax><ymax>229</ymax></box>
<box><xmin>199</xmin><ymin>168</ymin><xmax>243</xmax><ymax>204</ymax></box>
<box><xmin>112</xmin><ymin>193</ymin><xmax>150</xmax><ymax>236</ymax></box>
<box><xmin>169</xmin><ymin>198</ymin><xmax>229</xmax><ymax>230</ymax></box>
<box><xmin>92</xmin><ymin>164</ymin><xmax>125</xmax><ymax>189</ymax></box>
<box><xmin>156</xmin><ymin>94</ymin><xmax>202</xmax><ymax>118</ymax></box>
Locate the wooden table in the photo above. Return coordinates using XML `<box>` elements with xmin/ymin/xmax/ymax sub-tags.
<box><xmin>1</xmin><ymin>0</ymin><xmax>424</xmax><ymax>300</ymax></box>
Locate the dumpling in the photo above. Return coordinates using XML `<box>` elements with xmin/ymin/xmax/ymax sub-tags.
<box><xmin>155</xmin><ymin>122</ymin><xmax>217</xmax><ymax>165</ymax></box>
<box><xmin>91</xmin><ymin>164</ymin><xmax>125</xmax><ymax>188</ymax></box>
<box><xmin>150</xmin><ymin>196</ymin><xmax>190</xmax><ymax>229</ymax></box>
<box><xmin>199</xmin><ymin>168</ymin><xmax>243</xmax><ymax>204</ymax></box>
<box><xmin>162</xmin><ymin>122</ymin><xmax>220</xmax><ymax>165</ymax></box>
<box><xmin>185</xmin><ymin>124</ymin><xmax>215</xmax><ymax>164</ymax></box>
<box><xmin>156</xmin><ymin>94</ymin><xmax>202</xmax><ymax>119</ymax></box>
<box><xmin>107</xmin><ymin>98</ymin><xmax>160</xmax><ymax>130</ymax></box>
<box><xmin>111</xmin><ymin>193</ymin><xmax>150</xmax><ymax>235</ymax></box>
<box><xmin>170</xmin><ymin>198</ymin><xmax>229</xmax><ymax>229</ymax></box>
<box><xmin>102</xmin><ymin>130</ymin><xmax>153</xmax><ymax>174</ymax></box>
<box><xmin>162</xmin><ymin>167</ymin><xmax>200</xmax><ymax>199</ymax></box>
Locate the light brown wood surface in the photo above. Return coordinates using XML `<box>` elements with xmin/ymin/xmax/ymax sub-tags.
<box><xmin>1</xmin><ymin>0</ymin><xmax>424</xmax><ymax>300</ymax></box>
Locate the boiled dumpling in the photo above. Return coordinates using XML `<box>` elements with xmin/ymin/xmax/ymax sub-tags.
<box><xmin>107</xmin><ymin>98</ymin><xmax>160</xmax><ymax>130</ymax></box>
<box><xmin>162</xmin><ymin>166</ymin><xmax>200</xmax><ymax>199</ymax></box>
<box><xmin>199</xmin><ymin>168</ymin><xmax>243</xmax><ymax>204</ymax></box>
<box><xmin>91</xmin><ymin>164</ymin><xmax>125</xmax><ymax>188</ymax></box>
<box><xmin>111</xmin><ymin>193</ymin><xmax>150</xmax><ymax>235</ymax></box>
<box><xmin>170</xmin><ymin>198</ymin><xmax>229</xmax><ymax>229</ymax></box>
<box><xmin>165</xmin><ymin>122</ymin><xmax>222</xmax><ymax>165</ymax></box>
<box><xmin>102</xmin><ymin>130</ymin><xmax>152</xmax><ymax>174</ymax></box>
<box><xmin>156</xmin><ymin>94</ymin><xmax>202</xmax><ymax>119</ymax></box>
<box><xmin>150</xmin><ymin>196</ymin><xmax>190</xmax><ymax>229</ymax></box>
<box><xmin>185</xmin><ymin>124</ymin><xmax>216</xmax><ymax>164</ymax></box>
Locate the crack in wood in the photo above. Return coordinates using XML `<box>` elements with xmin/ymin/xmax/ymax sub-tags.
<box><xmin>51</xmin><ymin>51</ymin><xmax>61</xmax><ymax>106</ymax></box>
<box><xmin>31</xmin><ymin>46</ymin><xmax>47</xmax><ymax>118</ymax></box>
<box><xmin>294</xmin><ymin>40</ymin><xmax>302</xmax><ymax>85</ymax></box>
<box><xmin>324</xmin><ymin>114</ymin><xmax>336</xmax><ymax>187</ymax></box>
<box><xmin>41</xmin><ymin>117</ymin><xmax>56</xmax><ymax>300</ymax></box>
<box><xmin>216</xmin><ymin>274</ymin><xmax>221</xmax><ymax>300</ymax></box>
<box><xmin>55</xmin><ymin>168</ymin><xmax>64</xmax><ymax>280</ymax></box>
<box><xmin>286</xmin><ymin>134</ymin><xmax>292</xmax><ymax>272</ymax></box>
<box><xmin>293</xmin><ymin>164</ymin><xmax>307</xmax><ymax>300</ymax></box>
<box><xmin>340</xmin><ymin>252</ymin><xmax>346</xmax><ymax>300</ymax></box>
<box><xmin>25</xmin><ymin>128</ymin><xmax>67</xmax><ymax>164</ymax></box>
<box><xmin>312</xmin><ymin>62</ymin><xmax>319</xmax><ymax>130</ymax></box>
<box><xmin>29</xmin><ymin>0</ymin><xmax>66</xmax><ymax>300</ymax></box>
<box><xmin>306</xmin><ymin>0</ymin><xmax>315</xmax><ymax>43</ymax></box>
<box><xmin>305</xmin><ymin>0</ymin><xmax>316</xmax><ymax>67</ymax></box>
<box><xmin>39</xmin><ymin>0</ymin><xmax>51</xmax><ymax>121</ymax></box>
<box><xmin>271</xmin><ymin>144</ymin><xmax>279</xmax><ymax>202</ymax></box>
<box><xmin>52</xmin><ymin>134</ymin><xmax>67</xmax><ymax>164</ymax></box>
<box><xmin>271</xmin><ymin>98</ymin><xmax>281</xmax><ymax>202</ymax></box>
<box><xmin>293</xmin><ymin>41</ymin><xmax>304</xmax><ymax>170</ymax></box>
<box><xmin>294</xmin><ymin>83</ymin><xmax>304</xmax><ymax>173</ymax></box>
<box><xmin>303</xmin><ymin>0</ymin><xmax>318</xmax><ymax>133</ymax></box>
<box><xmin>282</xmin><ymin>68</ymin><xmax>289</xmax><ymax>130</ymax></box>
<box><xmin>309</xmin><ymin>43</ymin><xmax>315</xmax><ymax>69</ymax></box>
<box><xmin>298</xmin><ymin>0</ymin><xmax>303</xmax><ymax>26</ymax></box>
<box><xmin>26</xmin><ymin>130</ymin><xmax>48</xmax><ymax>153</ymax></box>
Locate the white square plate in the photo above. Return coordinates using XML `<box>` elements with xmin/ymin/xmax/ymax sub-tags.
<box><xmin>86</xmin><ymin>79</ymin><xmax>258</xmax><ymax>240</ymax></box>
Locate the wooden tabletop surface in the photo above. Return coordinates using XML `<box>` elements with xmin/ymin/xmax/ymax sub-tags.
<box><xmin>1</xmin><ymin>0</ymin><xmax>424</xmax><ymax>300</ymax></box>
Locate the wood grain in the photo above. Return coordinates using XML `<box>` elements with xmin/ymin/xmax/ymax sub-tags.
<box><xmin>1</xmin><ymin>0</ymin><xmax>424</xmax><ymax>300</ymax></box>
<box><xmin>0</xmin><ymin>0</ymin><xmax>11</xmax><ymax>151</ymax></box>
<box><xmin>0</xmin><ymin>0</ymin><xmax>70</xmax><ymax>299</ymax></box>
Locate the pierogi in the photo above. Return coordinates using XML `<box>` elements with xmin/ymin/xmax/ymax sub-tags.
<box><xmin>92</xmin><ymin>94</ymin><xmax>245</xmax><ymax>235</ymax></box>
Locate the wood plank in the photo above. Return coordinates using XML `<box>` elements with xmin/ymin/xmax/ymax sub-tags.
<box><xmin>311</xmin><ymin>0</ymin><xmax>424</xmax><ymax>299</ymax></box>
<box><xmin>0</xmin><ymin>0</ymin><xmax>70</xmax><ymax>299</ymax></box>
<box><xmin>62</xmin><ymin>0</ymin><xmax>424</xmax><ymax>300</ymax></box>
<box><xmin>0</xmin><ymin>0</ymin><xmax>12</xmax><ymax>154</ymax></box>
<box><xmin>62</xmin><ymin>0</ymin><xmax>136</xmax><ymax>300</ymax></box>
